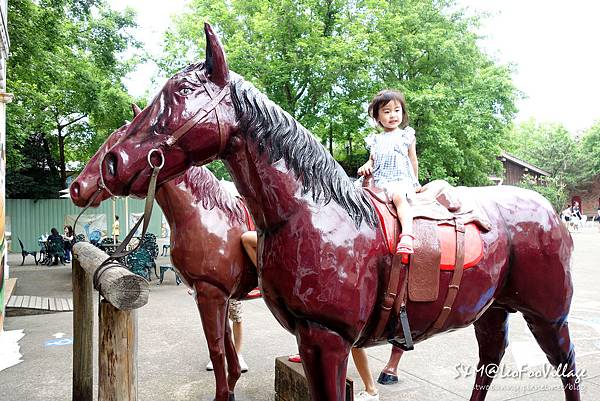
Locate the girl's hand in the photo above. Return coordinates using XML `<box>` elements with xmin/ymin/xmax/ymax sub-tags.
<box><xmin>357</xmin><ymin>162</ymin><xmax>373</xmax><ymax>176</ymax></box>
<box><xmin>415</xmin><ymin>185</ymin><xmax>422</xmax><ymax>193</ymax></box>
<box><xmin>358</xmin><ymin>165</ymin><xmax>373</xmax><ymax>176</ymax></box>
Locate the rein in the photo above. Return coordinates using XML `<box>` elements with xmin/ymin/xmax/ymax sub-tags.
<box><xmin>72</xmin><ymin>183</ymin><xmax>106</xmax><ymax>235</ymax></box>
<box><xmin>92</xmin><ymin>159</ymin><xmax>163</xmax><ymax>290</ymax></box>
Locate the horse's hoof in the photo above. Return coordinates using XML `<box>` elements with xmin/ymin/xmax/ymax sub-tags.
<box><xmin>212</xmin><ymin>395</ymin><xmax>234</xmax><ymax>401</ymax></box>
<box><xmin>377</xmin><ymin>371</ymin><xmax>398</xmax><ymax>385</ymax></box>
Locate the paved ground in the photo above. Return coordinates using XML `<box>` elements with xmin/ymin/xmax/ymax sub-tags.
<box><xmin>1</xmin><ymin>229</ymin><xmax>599</xmax><ymax>401</ymax></box>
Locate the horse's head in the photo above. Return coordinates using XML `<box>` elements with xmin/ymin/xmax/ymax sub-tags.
<box><xmin>100</xmin><ymin>23</ymin><xmax>233</xmax><ymax>197</ymax></box>
<box><xmin>70</xmin><ymin>105</ymin><xmax>142</xmax><ymax>207</ymax></box>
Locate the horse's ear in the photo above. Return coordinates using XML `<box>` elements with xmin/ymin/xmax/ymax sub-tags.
<box><xmin>204</xmin><ymin>22</ymin><xmax>229</xmax><ymax>87</ymax></box>
<box><xmin>131</xmin><ymin>103</ymin><xmax>142</xmax><ymax>117</ymax></box>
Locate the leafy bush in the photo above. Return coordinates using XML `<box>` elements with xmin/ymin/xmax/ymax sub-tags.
<box><xmin>517</xmin><ymin>175</ymin><xmax>568</xmax><ymax>213</ymax></box>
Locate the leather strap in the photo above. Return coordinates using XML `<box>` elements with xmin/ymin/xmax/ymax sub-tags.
<box><xmin>72</xmin><ymin>185</ymin><xmax>105</xmax><ymax>238</ymax></box>
<box><xmin>165</xmin><ymin>82</ymin><xmax>229</xmax><ymax>151</ymax></box>
<box><xmin>91</xmin><ymin>165</ymin><xmax>161</xmax><ymax>291</ymax></box>
<box><xmin>107</xmin><ymin>165</ymin><xmax>161</xmax><ymax>260</ymax></box>
<box><xmin>372</xmin><ymin>253</ymin><xmax>408</xmax><ymax>339</ymax></box>
<box><xmin>432</xmin><ymin>219</ymin><xmax>465</xmax><ymax>330</ymax></box>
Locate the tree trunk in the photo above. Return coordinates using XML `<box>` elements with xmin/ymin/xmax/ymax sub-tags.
<box><xmin>58</xmin><ymin>127</ymin><xmax>67</xmax><ymax>188</ymax></box>
<box><xmin>328</xmin><ymin>123</ymin><xmax>333</xmax><ymax>155</ymax></box>
<box><xmin>41</xmin><ymin>134</ymin><xmax>58</xmax><ymax>175</ymax></box>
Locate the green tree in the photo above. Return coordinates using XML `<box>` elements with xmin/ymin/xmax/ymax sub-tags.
<box><xmin>517</xmin><ymin>176</ymin><xmax>568</xmax><ymax>213</ymax></box>
<box><xmin>7</xmin><ymin>0</ymin><xmax>139</xmax><ymax>198</ymax></box>
<box><xmin>364</xmin><ymin>0</ymin><xmax>518</xmax><ymax>185</ymax></box>
<box><xmin>507</xmin><ymin>119</ymin><xmax>595</xmax><ymax>189</ymax></box>
<box><xmin>506</xmin><ymin>119</ymin><xmax>600</xmax><ymax>210</ymax></box>
<box><xmin>579</xmin><ymin>121</ymin><xmax>600</xmax><ymax>181</ymax></box>
<box><xmin>160</xmin><ymin>0</ymin><xmax>377</xmax><ymax>156</ymax></box>
<box><xmin>160</xmin><ymin>0</ymin><xmax>517</xmax><ymax>184</ymax></box>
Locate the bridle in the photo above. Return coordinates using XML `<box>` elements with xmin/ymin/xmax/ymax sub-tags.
<box><xmin>163</xmin><ymin>74</ymin><xmax>230</xmax><ymax>157</ymax></box>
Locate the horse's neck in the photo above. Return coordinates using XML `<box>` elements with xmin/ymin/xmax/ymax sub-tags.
<box><xmin>223</xmin><ymin>140</ymin><xmax>305</xmax><ymax>230</ymax></box>
<box><xmin>155</xmin><ymin>181</ymin><xmax>189</xmax><ymax>229</ymax></box>
<box><xmin>155</xmin><ymin>179</ymin><xmax>217</xmax><ymax>235</ymax></box>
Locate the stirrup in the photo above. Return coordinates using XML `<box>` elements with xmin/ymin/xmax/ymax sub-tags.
<box><xmin>388</xmin><ymin>307</ymin><xmax>414</xmax><ymax>351</ymax></box>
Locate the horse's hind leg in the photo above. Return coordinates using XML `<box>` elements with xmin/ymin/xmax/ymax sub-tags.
<box><xmin>523</xmin><ymin>314</ymin><xmax>580</xmax><ymax>401</ymax></box>
<box><xmin>296</xmin><ymin>321</ymin><xmax>351</xmax><ymax>401</ymax></box>
<box><xmin>469</xmin><ymin>306</ymin><xmax>510</xmax><ymax>401</ymax></box>
<box><xmin>194</xmin><ymin>281</ymin><xmax>238</xmax><ymax>401</ymax></box>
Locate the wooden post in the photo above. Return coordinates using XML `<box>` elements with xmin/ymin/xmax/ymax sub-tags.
<box><xmin>71</xmin><ymin>242</ymin><xmax>147</xmax><ymax>401</ymax></box>
<box><xmin>98</xmin><ymin>300</ymin><xmax>137</xmax><ymax>401</ymax></box>
<box><xmin>112</xmin><ymin>197</ymin><xmax>116</xmax><ymax>243</ymax></box>
<box><xmin>274</xmin><ymin>356</ymin><xmax>354</xmax><ymax>401</ymax></box>
<box><xmin>72</xmin><ymin>257</ymin><xmax>94</xmax><ymax>401</ymax></box>
<box><xmin>125</xmin><ymin>197</ymin><xmax>129</xmax><ymax>234</ymax></box>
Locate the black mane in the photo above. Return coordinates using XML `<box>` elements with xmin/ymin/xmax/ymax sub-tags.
<box><xmin>230</xmin><ymin>77</ymin><xmax>377</xmax><ymax>228</ymax></box>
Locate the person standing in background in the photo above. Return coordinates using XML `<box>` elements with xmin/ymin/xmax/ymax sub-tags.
<box><xmin>112</xmin><ymin>215</ymin><xmax>120</xmax><ymax>242</ymax></box>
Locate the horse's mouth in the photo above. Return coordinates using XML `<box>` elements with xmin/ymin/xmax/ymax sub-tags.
<box><xmin>70</xmin><ymin>181</ymin><xmax>105</xmax><ymax>208</ymax></box>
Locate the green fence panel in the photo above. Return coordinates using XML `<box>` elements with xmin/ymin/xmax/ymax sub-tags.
<box><xmin>6</xmin><ymin>198</ymin><xmax>164</xmax><ymax>252</ymax></box>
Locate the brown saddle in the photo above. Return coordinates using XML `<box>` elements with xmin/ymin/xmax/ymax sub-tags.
<box><xmin>360</xmin><ymin>177</ymin><xmax>491</xmax><ymax>345</ymax></box>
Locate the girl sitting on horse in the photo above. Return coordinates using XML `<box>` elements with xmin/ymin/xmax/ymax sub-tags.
<box><xmin>357</xmin><ymin>89</ymin><xmax>422</xmax><ymax>256</ymax></box>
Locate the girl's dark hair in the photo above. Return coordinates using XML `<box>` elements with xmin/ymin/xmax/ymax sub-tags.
<box><xmin>64</xmin><ymin>225</ymin><xmax>74</xmax><ymax>236</ymax></box>
<box><xmin>367</xmin><ymin>89</ymin><xmax>409</xmax><ymax>129</ymax></box>
<box><xmin>51</xmin><ymin>228</ymin><xmax>59</xmax><ymax>236</ymax></box>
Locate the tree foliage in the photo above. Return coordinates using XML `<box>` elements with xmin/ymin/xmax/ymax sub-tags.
<box><xmin>507</xmin><ymin>119</ymin><xmax>597</xmax><ymax>190</ymax></box>
<box><xmin>579</xmin><ymin>121</ymin><xmax>600</xmax><ymax>182</ymax></box>
<box><xmin>506</xmin><ymin>118</ymin><xmax>600</xmax><ymax>210</ymax></box>
<box><xmin>7</xmin><ymin>0</ymin><xmax>139</xmax><ymax>198</ymax></box>
<box><xmin>159</xmin><ymin>0</ymin><xmax>518</xmax><ymax>185</ymax></box>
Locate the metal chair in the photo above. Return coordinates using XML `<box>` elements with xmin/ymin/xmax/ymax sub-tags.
<box><xmin>126</xmin><ymin>248</ymin><xmax>155</xmax><ymax>280</ymax></box>
<box><xmin>45</xmin><ymin>236</ymin><xmax>66</xmax><ymax>265</ymax></box>
<box><xmin>18</xmin><ymin>238</ymin><xmax>38</xmax><ymax>265</ymax></box>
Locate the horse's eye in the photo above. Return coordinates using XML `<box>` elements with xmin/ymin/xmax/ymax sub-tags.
<box><xmin>179</xmin><ymin>88</ymin><xmax>193</xmax><ymax>96</ymax></box>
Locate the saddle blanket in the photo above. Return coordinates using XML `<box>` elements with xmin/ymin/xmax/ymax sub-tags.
<box><xmin>366</xmin><ymin>189</ymin><xmax>484</xmax><ymax>271</ymax></box>
<box><xmin>437</xmin><ymin>223</ymin><xmax>483</xmax><ymax>271</ymax></box>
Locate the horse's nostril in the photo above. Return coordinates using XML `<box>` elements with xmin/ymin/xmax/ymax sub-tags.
<box><xmin>105</xmin><ymin>153</ymin><xmax>117</xmax><ymax>178</ymax></box>
<box><xmin>71</xmin><ymin>182</ymin><xmax>80</xmax><ymax>198</ymax></box>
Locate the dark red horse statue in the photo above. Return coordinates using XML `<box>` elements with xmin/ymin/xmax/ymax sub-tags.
<box><xmin>70</xmin><ymin>118</ymin><xmax>257</xmax><ymax>401</ymax></box>
<box><xmin>95</xmin><ymin>24</ymin><xmax>579</xmax><ymax>401</ymax></box>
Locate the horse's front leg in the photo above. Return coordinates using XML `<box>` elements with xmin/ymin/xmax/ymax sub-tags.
<box><xmin>296</xmin><ymin>321</ymin><xmax>351</xmax><ymax>401</ymax></box>
<box><xmin>223</xmin><ymin>311</ymin><xmax>241</xmax><ymax>392</ymax></box>
<box><xmin>193</xmin><ymin>281</ymin><xmax>236</xmax><ymax>401</ymax></box>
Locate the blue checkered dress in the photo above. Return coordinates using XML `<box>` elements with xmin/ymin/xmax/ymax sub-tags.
<box><xmin>365</xmin><ymin>127</ymin><xmax>419</xmax><ymax>192</ymax></box>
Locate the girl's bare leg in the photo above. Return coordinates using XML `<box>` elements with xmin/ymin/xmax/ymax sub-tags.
<box><xmin>241</xmin><ymin>231</ymin><xmax>257</xmax><ymax>266</ymax></box>
<box><xmin>392</xmin><ymin>193</ymin><xmax>414</xmax><ymax>252</ymax></box>
<box><xmin>351</xmin><ymin>348</ymin><xmax>379</xmax><ymax>395</ymax></box>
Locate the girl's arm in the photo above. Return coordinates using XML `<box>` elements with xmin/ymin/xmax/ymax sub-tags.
<box><xmin>358</xmin><ymin>154</ymin><xmax>374</xmax><ymax>176</ymax></box>
<box><xmin>408</xmin><ymin>140</ymin><xmax>420</xmax><ymax>190</ymax></box>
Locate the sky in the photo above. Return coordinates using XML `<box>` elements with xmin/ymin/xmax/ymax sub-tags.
<box><xmin>110</xmin><ymin>0</ymin><xmax>600</xmax><ymax>135</ymax></box>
